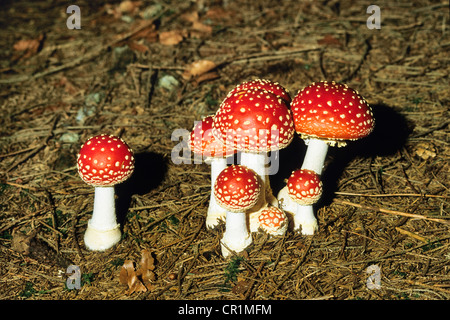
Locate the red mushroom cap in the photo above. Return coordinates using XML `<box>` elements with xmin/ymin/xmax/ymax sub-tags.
<box><xmin>189</xmin><ymin>115</ymin><xmax>236</xmax><ymax>158</ymax></box>
<box><xmin>214</xmin><ymin>165</ymin><xmax>261</xmax><ymax>212</ymax></box>
<box><xmin>212</xmin><ymin>88</ymin><xmax>295</xmax><ymax>152</ymax></box>
<box><xmin>258</xmin><ymin>206</ymin><xmax>288</xmax><ymax>234</ymax></box>
<box><xmin>291</xmin><ymin>81</ymin><xmax>374</xmax><ymax>145</ymax></box>
<box><xmin>77</xmin><ymin>134</ymin><xmax>135</xmax><ymax>186</ymax></box>
<box><xmin>227</xmin><ymin>79</ymin><xmax>291</xmax><ymax>104</ymax></box>
<box><xmin>287</xmin><ymin>169</ymin><xmax>322</xmax><ymax>205</ymax></box>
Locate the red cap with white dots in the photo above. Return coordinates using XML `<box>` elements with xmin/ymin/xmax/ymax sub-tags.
<box><xmin>214</xmin><ymin>165</ymin><xmax>261</xmax><ymax>212</ymax></box>
<box><xmin>258</xmin><ymin>206</ymin><xmax>288</xmax><ymax>235</ymax></box>
<box><xmin>291</xmin><ymin>81</ymin><xmax>374</xmax><ymax>145</ymax></box>
<box><xmin>213</xmin><ymin>88</ymin><xmax>295</xmax><ymax>152</ymax></box>
<box><xmin>77</xmin><ymin>134</ymin><xmax>135</xmax><ymax>186</ymax></box>
<box><xmin>287</xmin><ymin>169</ymin><xmax>322</xmax><ymax>205</ymax></box>
<box><xmin>227</xmin><ymin>79</ymin><xmax>291</xmax><ymax>104</ymax></box>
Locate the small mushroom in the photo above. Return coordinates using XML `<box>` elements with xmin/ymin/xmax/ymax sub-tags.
<box><xmin>189</xmin><ymin>115</ymin><xmax>236</xmax><ymax>229</ymax></box>
<box><xmin>278</xmin><ymin>169</ymin><xmax>322</xmax><ymax>235</ymax></box>
<box><xmin>213</xmin><ymin>165</ymin><xmax>261</xmax><ymax>257</ymax></box>
<box><xmin>257</xmin><ymin>206</ymin><xmax>288</xmax><ymax>236</ymax></box>
<box><xmin>77</xmin><ymin>134</ymin><xmax>135</xmax><ymax>251</ymax></box>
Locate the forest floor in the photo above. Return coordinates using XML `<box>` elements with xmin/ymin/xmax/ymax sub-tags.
<box><xmin>0</xmin><ymin>0</ymin><xmax>449</xmax><ymax>300</ymax></box>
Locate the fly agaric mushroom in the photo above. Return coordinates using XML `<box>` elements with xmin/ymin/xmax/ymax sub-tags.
<box><xmin>189</xmin><ymin>115</ymin><xmax>236</xmax><ymax>229</ymax></box>
<box><xmin>214</xmin><ymin>165</ymin><xmax>261</xmax><ymax>257</ymax></box>
<box><xmin>227</xmin><ymin>79</ymin><xmax>292</xmax><ymax>104</ymax></box>
<box><xmin>277</xmin><ymin>169</ymin><xmax>322</xmax><ymax>234</ymax></box>
<box><xmin>257</xmin><ymin>206</ymin><xmax>288</xmax><ymax>236</ymax></box>
<box><xmin>212</xmin><ymin>87</ymin><xmax>295</xmax><ymax>209</ymax></box>
<box><xmin>77</xmin><ymin>134</ymin><xmax>135</xmax><ymax>251</ymax></box>
<box><xmin>290</xmin><ymin>81</ymin><xmax>374</xmax><ymax>175</ymax></box>
<box><xmin>277</xmin><ymin>81</ymin><xmax>374</xmax><ymax>234</ymax></box>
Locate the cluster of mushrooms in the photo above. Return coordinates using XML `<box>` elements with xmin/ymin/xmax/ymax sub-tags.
<box><xmin>76</xmin><ymin>80</ymin><xmax>375</xmax><ymax>256</ymax></box>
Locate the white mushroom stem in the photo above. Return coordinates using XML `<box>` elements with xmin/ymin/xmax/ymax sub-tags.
<box><xmin>277</xmin><ymin>187</ymin><xmax>318</xmax><ymax>235</ymax></box>
<box><xmin>221</xmin><ymin>211</ymin><xmax>252</xmax><ymax>257</ymax></box>
<box><xmin>84</xmin><ymin>186</ymin><xmax>121</xmax><ymax>251</ymax></box>
<box><xmin>206</xmin><ymin>157</ymin><xmax>228</xmax><ymax>229</ymax></box>
<box><xmin>240</xmin><ymin>152</ymin><xmax>278</xmax><ymax>207</ymax></box>
<box><xmin>277</xmin><ymin>138</ymin><xmax>328</xmax><ymax>235</ymax></box>
<box><xmin>301</xmin><ymin>138</ymin><xmax>329</xmax><ymax>175</ymax></box>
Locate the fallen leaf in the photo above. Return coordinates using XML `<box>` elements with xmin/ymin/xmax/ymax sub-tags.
<box><xmin>317</xmin><ymin>34</ymin><xmax>341</xmax><ymax>46</ymax></box>
<box><xmin>232</xmin><ymin>280</ymin><xmax>251</xmax><ymax>297</ymax></box>
<box><xmin>119</xmin><ymin>260</ymin><xmax>135</xmax><ymax>285</ymax></box>
<box><xmin>159</xmin><ymin>30</ymin><xmax>184</xmax><ymax>46</ymax></box>
<box><xmin>194</xmin><ymin>71</ymin><xmax>220</xmax><ymax>86</ymax></box>
<box><xmin>138</xmin><ymin>249</ymin><xmax>156</xmax><ymax>282</ymax></box>
<box><xmin>190</xmin><ymin>21</ymin><xmax>213</xmax><ymax>37</ymax></box>
<box><xmin>180</xmin><ymin>10</ymin><xmax>212</xmax><ymax>38</ymax></box>
<box><xmin>180</xmin><ymin>11</ymin><xmax>199</xmax><ymax>23</ymax></box>
<box><xmin>414</xmin><ymin>142</ymin><xmax>436</xmax><ymax>160</ymax></box>
<box><xmin>182</xmin><ymin>59</ymin><xmax>217</xmax><ymax>80</ymax></box>
<box><xmin>118</xmin><ymin>0</ymin><xmax>141</xmax><ymax>14</ymax></box>
<box><xmin>11</xmin><ymin>230</ymin><xmax>35</xmax><ymax>255</ymax></box>
<box><xmin>119</xmin><ymin>250</ymin><xmax>157</xmax><ymax>294</ymax></box>
<box><xmin>126</xmin><ymin>40</ymin><xmax>150</xmax><ymax>53</ymax></box>
<box><xmin>12</xmin><ymin>34</ymin><xmax>44</xmax><ymax>59</ymax></box>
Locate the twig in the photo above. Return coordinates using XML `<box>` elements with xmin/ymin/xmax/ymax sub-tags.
<box><xmin>267</xmin><ymin>238</ymin><xmax>312</xmax><ymax>297</ymax></box>
<box><xmin>217</xmin><ymin>46</ymin><xmax>321</xmax><ymax>68</ymax></box>
<box><xmin>0</xmin><ymin>17</ymin><xmax>164</xmax><ymax>84</ymax></box>
<box><xmin>339</xmin><ymin>37</ymin><xmax>371</xmax><ymax>83</ymax></box>
<box><xmin>411</xmin><ymin>120</ymin><xmax>450</xmax><ymax>139</ymax></box>
<box><xmin>334</xmin><ymin>192</ymin><xmax>449</xmax><ymax>199</ymax></box>
<box><xmin>334</xmin><ymin>199</ymin><xmax>450</xmax><ymax>225</ymax></box>
<box><xmin>5</xmin><ymin>114</ymin><xmax>59</xmax><ymax>173</ymax></box>
<box><xmin>243</xmin><ymin>261</ymin><xmax>266</xmax><ymax>300</ymax></box>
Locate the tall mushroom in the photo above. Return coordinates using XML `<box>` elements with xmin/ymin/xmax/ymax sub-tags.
<box><xmin>189</xmin><ymin>115</ymin><xmax>236</xmax><ymax>229</ymax></box>
<box><xmin>291</xmin><ymin>81</ymin><xmax>375</xmax><ymax>175</ymax></box>
<box><xmin>77</xmin><ymin>134</ymin><xmax>135</xmax><ymax>251</ymax></box>
<box><xmin>214</xmin><ymin>165</ymin><xmax>261</xmax><ymax>257</ymax></box>
<box><xmin>277</xmin><ymin>169</ymin><xmax>322</xmax><ymax>234</ymax></box>
<box><xmin>277</xmin><ymin>81</ymin><xmax>375</xmax><ymax>234</ymax></box>
<box><xmin>212</xmin><ymin>88</ymin><xmax>295</xmax><ymax>209</ymax></box>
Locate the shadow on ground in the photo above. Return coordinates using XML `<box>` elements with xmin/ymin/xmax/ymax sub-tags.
<box><xmin>115</xmin><ymin>151</ymin><xmax>168</xmax><ymax>227</ymax></box>
<box><xmin>270</xmin><ymin>104</ymin><xmax>413</xmax><ymax>207</ymax></box>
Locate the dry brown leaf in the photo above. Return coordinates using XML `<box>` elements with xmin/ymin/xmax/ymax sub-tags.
<box><xmin>159</xmin><ymin>30</ymin><xmax>184</xmax><ymax>46</ymax></box>
<box><xmin>119</xmin><ymin>259</ymin><xmax>135</xmax><ymax>285</ymax></box>
<box><xmin>414</xmin><ymin>142</ymin><xmax>437</xmax><ymax>160</ymax></box>
<box><xmin>205</xmin><ymin>7</ymin><xmax>236</xmax><ymax>22</ymax></box>
<box><xmin>118</xmin><ymin>0</ymin><xmax>141</xmax><ymax>14</ymax></box>
<box><xmin>317</xmin><ymin>34</ymin><xmax>341</xmax><ymax>46</ymax></box>
<box><xmin>119</xmin><ymin>250</ymin><xmax>156</xmax><ymax>294</ymax></box>
<box><xmin>180</xmin><ymin>10</ymin><xmax>212</xmax><ymax>38</ymax></box>
<box><xmin>138</xmin><ymin>249</ymin><xmax>156</xmax><ymax>282</ymax></box>
<box><xmin>182</xmin><ymin>59</ymin><xmax>217</xmax><ymax>80</ymax></box>
<box><xmin>11</xmin><ymin>230</ymin><xmax>34</xmax><ymax>255</ymax></box>
<box><xmin>126</xmin><ymin>40</ymin><xmax>150</xmax><ymax>53</ymax></box>
<box><xmin>180</xmin><ymin>11</ymin><xmax>199</xmax><ymax>23</ymax></box>
<box><xmin>194</xmin><ymin>71</ymin><xmax>220</xmax><ymax>86</ymax></box>
<box><xmin>190</xmin><ymin>21</ymin><xmax>213</xmax><ymax>37</ymax></box>
<box><xmin>12</xmin><ymin>34</ymin><xmax>44</xmax><ymax>59</ymax></box>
